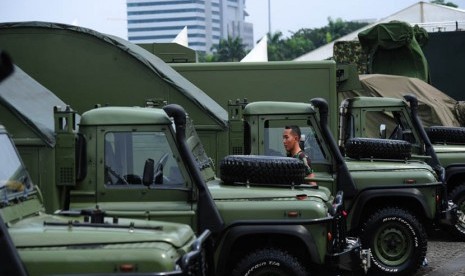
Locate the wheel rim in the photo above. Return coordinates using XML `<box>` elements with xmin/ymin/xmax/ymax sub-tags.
<box><xmin>455</xmin><ymin>197</ymin><xmax>465</xmax><ymax>232</ymax></box>
<box><xmin>373</xmin><ymin>222</ymin><xmax>413</xmax><ymax>266</ymax></box>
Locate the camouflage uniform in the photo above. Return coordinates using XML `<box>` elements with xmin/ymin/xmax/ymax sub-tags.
<box><xmin>291</xmin><ymin>150</ymin><xmax>313</xmax><ymax>176</ymax></box>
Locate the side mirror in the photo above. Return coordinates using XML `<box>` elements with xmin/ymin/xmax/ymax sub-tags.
<box><xmin>379</xmin><ymin>124</ymin><xmax>387</xmax><ymax>139</ymax></box>
<box><xmin>142</xmin><ymin>158</ymin><xmax>155</xmax><ymax>187</ymax></box>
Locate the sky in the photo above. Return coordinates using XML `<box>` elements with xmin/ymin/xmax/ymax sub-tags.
<box><xmin>1</xmin><ymin>0</ymin><xmax>465</xmax><ymax>43</ymax></box>
<box><xmin>247</xmin><ymin>0</ymin><xmax>465</xmax><ymax>40</ymax></box>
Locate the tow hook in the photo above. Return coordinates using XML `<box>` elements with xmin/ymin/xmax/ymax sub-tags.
<box><xmin>360</xmin><ymin>249</ymin><xmax>371</xmax><ymax>274</ymax></box>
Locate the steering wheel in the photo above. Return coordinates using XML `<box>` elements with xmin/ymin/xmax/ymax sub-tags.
<box><xmin>154</xmin><ymin>153</ymin><xmax>170</xmax><ymax>184</ymax></box>
<box><xmin>105</xmin><ymin>165</ymin><xmax>129</xmax><ymax>185</ymax></box>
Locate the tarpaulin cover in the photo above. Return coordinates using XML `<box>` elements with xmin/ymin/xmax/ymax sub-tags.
<box><xmin>340</xmin><ymin>74</ymin><xmax>461</xmax><ymax>127</ymax></box>
<box><xmin>0</xmin><ymin>65</ymin><xmax>78</xmax><ymax>146</ymax></box>
<box><xmin>0</xmin><ymin>21</ymin><xmax>227</xmax><ymax>129</ymax></box>
<box><xmin>358</xmin><ymin>21</ymin><xmax>430</xmax><ymax>83</ymax></box>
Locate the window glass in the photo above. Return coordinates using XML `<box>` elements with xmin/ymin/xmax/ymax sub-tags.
<box><xmin>364</xmin><ymin>110</ymin><xmax>416</xmax><ymax>143</ymax></box>
<box><xmin>264</xmin><ymin>119</ymin><xmax>327</xmax><ymax>162</ymax></box>
<box><xmin>0</xmin><ymin>134</ymin><xmax>33</xmax><ymax>200</ymax></box>
<box><xmin>104</xmin><ymin>131</ymin><xmax>183</xmax><ymax>186</ymax></box>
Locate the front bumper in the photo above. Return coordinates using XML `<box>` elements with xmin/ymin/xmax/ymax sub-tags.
<box><xmin>177</xmin><ymin>229</ymin><xmax>212</xmax><ymax>276</ymax></box>
<box><xmin>325</xmin><ymin>237</ymin><xmax>370</xmax><ymax>273</ymax></box>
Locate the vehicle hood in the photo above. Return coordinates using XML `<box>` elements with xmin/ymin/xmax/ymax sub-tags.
<box><xmin>346</xmin><ymin>159</ymin><xmax>438</xmax><ymax>185</ymax></box>
<box><xmin>346</xmin><ymin>159</ymin><xmax>436</xmax><ymax>173</ymax></box>
<box><xmin>9</xmin><ymin>213</ymin><xmax>194</xmax><ymax>248</ymax></box>
<box><xmin>207</xmin><ymin>179</ymin><xmax>331</xmax><ymax>202</ymax></box>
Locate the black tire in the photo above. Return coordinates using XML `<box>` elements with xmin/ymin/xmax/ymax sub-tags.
<box><xmin>447</xmin><ymin>184</ymin><xmax>465</xmax><ymax>241</ymax></box>
<box><xmin>231</xmin><ymin>248</ymin><xmax>308</xmax><ymax>276</ymax></box>
<box><xmin>345</xmin><ymin>138</ymin><xmax>412</xmax><ymax>160</ymax></box>
<box><xmin>425</xmin><ymin>126</ymin><xmax>465</xmax><ymax>144</ymax></box>
<box><xmin>361</xmin><ymin>207</ymin><xmax>427</xmax><ymax>276</ymax></box>
<box><xmin>220</xmin><ymin>155</ymin><xmax>307</xmax><ymax>185</ymax></box>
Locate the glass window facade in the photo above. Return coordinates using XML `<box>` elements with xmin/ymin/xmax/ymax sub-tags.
<box><xmin>126</xmin><ymin>0</ymin><xmax>253</xmax><ymax>53</ymax></box>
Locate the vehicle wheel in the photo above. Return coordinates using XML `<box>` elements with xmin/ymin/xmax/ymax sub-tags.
<box><xmin>231</xmin><ymin>248</ymin><xmax>308</xmax><ymax>276</ymax></box>
<box><xmin>220</xmin><ymin>155</ymin><xmax>307</xmax><ymax>185</ymax></box>
<box><xmin>448</xmin><ymin>184</ymin><xmax>465</xmax><ymax>241</ymax></box>
<box><xmin>345</xmin><ymin>138</ymin><xmax>411</xmax><ymax>160</ymax></box>
<box><xmin>425</xmin><ymin>126</ymin><xmax>465</xmax><ymax>144</ymax></box>
<box><xmin>361</xmin><ymin>207</ymin><xmax>427</xmax><ymax>275</ymax></box>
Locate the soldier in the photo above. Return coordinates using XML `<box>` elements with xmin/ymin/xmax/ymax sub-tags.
<box><xmin>283</xmin><ymin>125</ymin><xmax>315</xmax><ymax>180</ymax></box>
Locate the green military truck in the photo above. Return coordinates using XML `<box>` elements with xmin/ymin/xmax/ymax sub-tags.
<box><xmin>0</xmin><ymin>24</ymin><xmax>367</xmax><ymax>275</ymax></box>
<box><xmin>225</xmin><ymin>98</ymin><xmax>455</xmax><ymax>275</ymax></box>
<box><xmin>0</xmin><ymin>22</ymin><xmax>341</xmax><ymax>176</ymax></box>
<box><xmin>338</xmin><ymin>95</ymin><xmax>465</xmax><ymax>240</ymax></box>
<box><xmin>51</xmin><ymin>102</ymin><xmax>366</xmax><ymax>275</ymax></box>
<box><xmin>0</xmin><ymin>52</ymin><xmax>209</xmax><ymax>276</ymax></box>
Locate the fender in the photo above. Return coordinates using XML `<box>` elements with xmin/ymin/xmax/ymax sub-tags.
<box><xmin>348</xmin><ymin>188</ymin><xmax>433</xmax><ymax>230</ymax></box>
<box><xmin>215</xmin><ymin>224</ymin><xmax>321</xmax><ymax>275</ymax></box>
<box><xmin>445</xmin><ymin>164</ymin><xmax>465</xmax><ymax>184</ymax></box>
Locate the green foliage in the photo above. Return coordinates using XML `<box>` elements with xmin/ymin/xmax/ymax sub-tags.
<box><xmin>430</xmin><ymin>0</ymin><xmax>458</xmax><ymax>8</ymax></box>
<box><xmin>267</xmin><ymin>31</ymin><xmax>286</xmax><ymax>61</ymax></box>
<box><xmin>268</xmin><ymin>17</ymin><xmax>369</xmax><ymax>61</ymax></box>
<box><xmin>210</xmin><ymin>36</ymin><xmax>246</xmax><ymax>62</ymax></box>
<box><xmin>203</xmin><ymin>18</ymin><xmax>369</xmax><ymax>62</ymax></box>
<box><xmin>197</xmin><ymin>52</ymin><xmax>217</xmax><ymax>62</ymax></box>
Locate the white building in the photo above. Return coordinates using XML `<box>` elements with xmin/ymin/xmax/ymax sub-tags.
<box><xmin>127</xmin><ymin>0</ymin><xmax>253</xmax><ymax>53</ymax></box>
<box><xmin>295</xmin><ymin>1</ymin><xmax>465</xmax><ymax>61</ymax></box>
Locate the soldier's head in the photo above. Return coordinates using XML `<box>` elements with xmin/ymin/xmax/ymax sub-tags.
<box><xmin>283</xmin><ymin>125</ymin><xmax>301</xmax><ymax>154</ymax></box>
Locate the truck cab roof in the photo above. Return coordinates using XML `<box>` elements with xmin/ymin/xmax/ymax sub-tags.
<box><xmin>80</xmin><ymin>106</ymin><xmax>172</xmax><ymax>126</ymax></box>
<box><xmin>243</xmin><ymin>101</ymin><xmax>317</xmax><ymax>116</ymax></box>
<box><xmin>342</xmin><ymin>96</ymin><xmax>407</xmax><ymax>108</ymax></box>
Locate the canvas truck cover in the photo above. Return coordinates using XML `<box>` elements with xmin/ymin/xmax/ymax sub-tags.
<box><xmin>0</xmin><ymin>21</ymin><xmax>227</xmax><ymax>129</ymax></box>
<box><xmin>340</xmin><ymin>74</ymin><xmax>462</xmax><ymax>127</ymax></box>
<box><xmin>0</xmin><ymin>65</ymin><xmax>75</xmax><ymax>147</ymax></box>
<box><xmin>358</xmin><ymin>21</ymin><xmax>430</xmax><ymax>83</ymax></box>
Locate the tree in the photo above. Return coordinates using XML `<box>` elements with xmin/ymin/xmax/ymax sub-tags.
<box><xmin>280</xmin><ymin>32</ymin><xmax>315</xmax><ymax>60</ymax></box>
<box><xmin>267</xmin><ymin>31</ymin><xmax>286</xmax><ymax>61</ymax></box>
<box><xmin>197</xmin><ymin>52</ymin><xmax>217</xmax><ymax>62</ymax></box>
<box><xmin>202</xmin><ymin>18</ymin><xmax>369</xmax><ymax>62</ymax></box>
<box><xmin>210</xmin><ymin>36</ymin><xmax>246</xmax><ymax>62</ymax></box>
<box><xmin>266</xmin><ymin>18</ymin><xmax>368</xmax><ymax>61</ymax></box>
<box><xmin>430</xmin><ymin>0</ymin><xmax>458</xmax><ymax>8</ymax></box>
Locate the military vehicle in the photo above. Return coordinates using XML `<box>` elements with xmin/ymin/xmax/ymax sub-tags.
<box><xmin>0</xmin><ymin>22</ymin><xmax>340</xmax><ymax>177</ymax></box>
<box><xmin>333</xmin><ymin>23</ymin><xmax>465</xmax><ymax>242</ymax></box>
<box><xmin>55</xmin><ymin>102</ymin><xmax>368</xmax><ymax>275</ymax></box>
<box><xmin>0</xmin><ymin>123</ymin><xmax>212</xmax><ymax>276</ymax></box>
<box><xmin>338</xmin><ymin>94</ymin><xmax>465</xmax><ymax>240</ymax></box>
<box><xmin>0</xmin><ymin>52</ymin><xmax>209</xmax><ymax>276</ymax></box>
<box><xmin>226</xmin><ymin>98</ymin><xmax>455</xmax><ymax>275</ymax></box>
<box><xmin>0</xmin><ymin>49</ymin><xmax>27</xmax><ymax>276</ymax></box>
<box><xmin>0</xmin><ymin>23</ymin><xmax>368</xmax><ymax>275</ymax></box>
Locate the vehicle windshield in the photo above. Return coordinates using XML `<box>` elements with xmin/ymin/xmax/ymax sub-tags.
<box><xmin>0</xmin><ymin>134</ymin><xmax>33</xmax><ymax>202</ymax></box>
<box><xmin>104</xmin><ymin>130</ymin><xmax>185</xmax><ymax>186</ymax></box>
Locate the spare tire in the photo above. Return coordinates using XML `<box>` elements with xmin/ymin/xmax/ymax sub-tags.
<box><xmin>220</xmin><ymin>155</ymin><xmax>307</xmax><ymax>185</ymax></box>
<box><xmin>425</xmin><ymin>126</ymin><xmax>465</xmax><ymax>144</ymax></box>
<box><xmin>345</xmin><ymin>138</ymin><xmax>412</xmax><ymax>159</ymax></box>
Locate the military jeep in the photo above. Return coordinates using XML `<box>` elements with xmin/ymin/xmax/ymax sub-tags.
<box><xmin>0</xmin><ymin>119</ymin><xmax>209</xmax><ymax>276</ymax></box>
